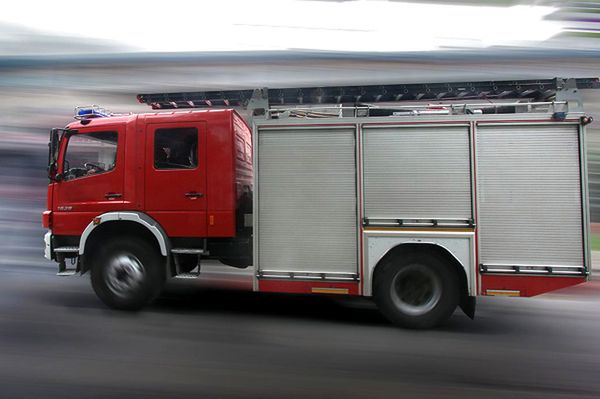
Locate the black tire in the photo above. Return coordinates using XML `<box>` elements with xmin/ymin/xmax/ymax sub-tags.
<box><xmin>90</xmin><ymin>237</ymin><xmax>165</xmax><ymax>310</ymax></box>
<box><xmin>374</xmin><ymin>252</ymin><xmax>460</xmax><ymax>329</ymax></box>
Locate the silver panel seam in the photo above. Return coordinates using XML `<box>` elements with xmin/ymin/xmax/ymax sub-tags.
<box><xmin>580</xmin><ymin>123</ymin><xmax>592</xmax><ymax>277</ymax></box>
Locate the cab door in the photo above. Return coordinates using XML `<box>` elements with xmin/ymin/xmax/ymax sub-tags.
<box><xmin>53</xmin><ymin>127</ymin><xmax>125</xmax><ymax>235</ymax></box>
<box><xmin>145</xmin><ymin>122</ymin><xmax>207</xmax><ymax>237</ymax></box>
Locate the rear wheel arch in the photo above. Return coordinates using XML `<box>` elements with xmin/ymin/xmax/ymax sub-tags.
<box><xmin>372</xmin><ymin>243</ymin><xmax>469</xmax><ymax>328</ymax></box>
<box><xmin>372</xmin><ymin>243</ymin><xmax>469</xmax><ymax>302</ymax></box>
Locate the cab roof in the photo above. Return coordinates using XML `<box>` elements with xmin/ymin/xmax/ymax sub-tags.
<box><xmin>66</xmin><ymin>108</ymin><xmax>238</xmax><ymax>130</ymax></box>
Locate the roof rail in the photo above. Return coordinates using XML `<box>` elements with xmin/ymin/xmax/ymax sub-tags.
<box><xmin>267</xmin><ymin>101</ymin><xmax>573</xmax><ymax>119</ymax></box>
<box><xmin>136</xmin><ymin>77</ymin><xmax>600</xmax><ymax>112</ymax></box>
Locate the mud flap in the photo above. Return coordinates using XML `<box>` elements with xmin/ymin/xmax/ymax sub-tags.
<box><xmin>460</xmin><ymin>296</ymin><xmax>476</xmax><ymax>320</ymax></box>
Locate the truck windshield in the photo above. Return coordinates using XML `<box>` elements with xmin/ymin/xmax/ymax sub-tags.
<box><xmin>62</xmin><ymin>131</ymin><xmax>118</xmax><ymax>181</ymax></box>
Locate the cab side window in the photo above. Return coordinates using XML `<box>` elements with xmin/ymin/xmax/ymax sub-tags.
<box><xmin>63</xmin><ymin>131</ymin><xmax>118</xmax><ymax>181</ymax></box>
<box><xmin>154</xmin><ymin>127</ymin><xmax>198</xmax><ymax>170</ymax></box>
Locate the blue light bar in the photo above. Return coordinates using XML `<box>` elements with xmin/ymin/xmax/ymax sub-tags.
<box><xmin>74</xmin><ymin>105</ymin><xmax>111</xmax><ymax>120</ymax></box>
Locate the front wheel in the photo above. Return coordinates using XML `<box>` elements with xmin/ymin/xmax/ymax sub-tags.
<box><xmin>91</xmin><ymin>237</ymin><xmax>165</xmax><ymax>310</ymax></box>
<box><xmin>374</xmin><ymin>253</ymin><xmax>459</xmax><ymax>329</ymax></box>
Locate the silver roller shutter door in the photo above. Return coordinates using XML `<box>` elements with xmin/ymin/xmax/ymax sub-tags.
<box><xmin>257</xmin><ymin>128</ymin><xmax>357</xmax><ymax>274</ymax></box>
<box><xmin>476</xmin><ymin>124</ymin><xmax>583</xmax><ymax>267</ymax></box>
<box><xmin>363</xmin><ymin>126</ymin><xmax>472</xmax><ymax>220</ymax></box>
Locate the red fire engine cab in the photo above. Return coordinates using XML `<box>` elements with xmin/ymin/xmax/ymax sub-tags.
<box><xmin>43</xmin><ymin>78</ymin><xmax>597</xmax><ymax>329</ymax></box>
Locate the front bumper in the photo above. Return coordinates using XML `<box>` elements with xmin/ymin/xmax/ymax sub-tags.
<box><xmin>44</xmin><ymin>231</ymin><xmax>52</xmax><ymax>260</ymax></box>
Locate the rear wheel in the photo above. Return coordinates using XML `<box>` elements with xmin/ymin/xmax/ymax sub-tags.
<box><xmin>91</xmin><ymin>237</ymin><xmax>165</xmax><ymax>310</ymax></box>
<box><xmin>374</xmin><ymin>253</ymin><xmax>459</xmax><ymax>329</ymax></box>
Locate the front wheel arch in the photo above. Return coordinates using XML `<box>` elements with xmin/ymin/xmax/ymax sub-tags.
<box><xmin>80</xmin><ymin>219</ymin><xmax>167</xmax><ymax>275</ymax></box>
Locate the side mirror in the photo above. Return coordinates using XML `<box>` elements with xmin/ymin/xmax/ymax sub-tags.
<box><xmin>47</xmin><ymin>163</ymin><xmax>57</xmax><ymax>182</ymax></box>
<box><xmin>47</xmin><ymin>159</ymin><xmax>64</xmax><ymax>182</ymax></box>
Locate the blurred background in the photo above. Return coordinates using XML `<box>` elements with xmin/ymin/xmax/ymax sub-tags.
<box><xmin>3</xmin><ymin>1</ymin><xmax>600</xmax><ymax>398</ymax></box>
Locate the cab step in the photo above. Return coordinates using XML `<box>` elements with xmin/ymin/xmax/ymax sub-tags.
<box><xmin>57</xmin><ymin>270</ymin><xmax>78</xmax><ymax>277</ymax></box>
<box><xmin>54</xmin><ymin>246</ymin><xmax>79</xmax><ymax>253</ymax></box>
<box><xmin>174</xmin><ymin>272</ymin><xmax>201</xmax><ymax>279</ymax></box>
<box><xmin>171</xmin><ymin>247</ymin><xmax>206</xmax><ymax>278</ymax></box>
<box><xmin>54</xmin><ymin>247</ymin><xmax>80</xmax><ymax>276</ymax></box>
<box><xmin>171</xmin><ymin>248</ymin><xmax>207</xmax><ymax>255</ymax></box>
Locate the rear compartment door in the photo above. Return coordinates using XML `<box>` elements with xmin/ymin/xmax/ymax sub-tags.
<box><xmin>256</xmin><ymin>126</ymin><xmax>358</xmax><ymax>279</ymax></box>
<box><xmin>362</xmin><ymin>124</ymin><xmax>472</xmax><ymax>225</ymax></box>
<box><xmin>476</xmin><ymin>122</ymin><xmax>587</xmax><ymax>295</ymax></box>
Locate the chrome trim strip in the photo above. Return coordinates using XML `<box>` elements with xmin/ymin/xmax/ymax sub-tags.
<box><xmin>363</xmin><ymin>123</ymin><xmax>471</xmax><ymax>128</ymax></box>
<box><xmin>258</xmin><ymin>124</ymin><xmax>355</xmax><ymax>131</ymax></box>
<box><xmin>257</xmin><ymin>270</ymin><xmax>359</xmax><ymax>281</ymax></box>
<box><xmin>470</xmin><ymin>121</ymin><xmax>479</xmax><ymax>295</ymax></box>
<box><xmin>54</xmin><ymin>247</ymin><xmax>79</xmax><ymax>253</ymax></box>
<box><xmin>171</xmin><ymin>248</ymin><xmax>205</xmax><ymax>254</ymax></box>
<box><xmin>480</xmin><ymin>263</ymin><xmax>585</xmax><ymax>275</ymax></box>
<box><xmin>476</xmin><ymin>121</ymin><xmax>581</xmax><ymax>127</ymax></box>
<box><xmin>252</xmin><ymin>121</ymin><xmax>259</xmax><ymax>292</ymax></box>
<box><xmin>357</xmin><ymin>123</ymin><xmax>364</xmax><ymax>294</ymax></box>
<box><xmin>364</xmin><ymin>218</ymin><xmax>473</xmax><ymax>228</ymax></box>
<box><xmin>580</xmin><ymin>122</ymin><xmax>592</xmax><ymax>278</ymax></box>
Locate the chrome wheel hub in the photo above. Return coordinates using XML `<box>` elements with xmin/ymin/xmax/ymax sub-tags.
<box><xmin>390</xmin><ymin>264</ymin><xmax>442</xmax><ymax>316</ymax></box>
<box><xmin>105</xmin><ymin>254</ymin><xmax>145</xmax><ymax>298</ymax></box>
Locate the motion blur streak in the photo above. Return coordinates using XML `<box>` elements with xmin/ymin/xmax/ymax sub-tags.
<box><xmin>2</xmin><ymin>0</ymin><xmax>600</xmax><ymax>398</ymax></box>
<box><xmin>0</xmin><ymin>1</ymin><xmax>563</xmax><ymax>52</ymax></box>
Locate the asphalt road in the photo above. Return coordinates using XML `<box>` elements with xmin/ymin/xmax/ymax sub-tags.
<box><xmin>1</xmin><ymin>262</ymin><xmax>600</xmax><ymax>399</ymax></box>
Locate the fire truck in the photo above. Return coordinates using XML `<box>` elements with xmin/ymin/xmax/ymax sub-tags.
<box><xmin>43</xmin><ymin>78</ymin><xmax>596</xmax><ymax>328</ymax></box>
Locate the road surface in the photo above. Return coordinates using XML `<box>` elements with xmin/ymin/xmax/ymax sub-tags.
<box><xmin>1</xmin><ymin>262</ymin><xmax>600</xmax><ymax>399</ymax></box>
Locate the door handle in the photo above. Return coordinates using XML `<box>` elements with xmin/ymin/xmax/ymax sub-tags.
<box><xmin>105</xmin><ymin>192</ymin><xmax>123</xmax><ymax>200</ymax></box>
<box><xmin>185</xmin><ymin>191</ymin><xmax>204</xmax><ymax>199</ymax></box>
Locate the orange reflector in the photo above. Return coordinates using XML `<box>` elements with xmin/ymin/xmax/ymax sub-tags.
<box><xmin>311</xmin><ymin>287</ymin><xmax>349</xmax><ymax>295</ymax></box>
<box><xmin>486</xmin><ymin>289</ymin><xmax>520</xmax><ymax>297</ymax></box>
<box><xmin>209</xmin><ymin>215</ymin><xmax>215</xmax><ymax>226</ymax></box>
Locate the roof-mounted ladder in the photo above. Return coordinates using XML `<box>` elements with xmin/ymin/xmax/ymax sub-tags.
<box><xmin>136</xmin><ymin>77</ymin><xmax>600</xmax><ymax>120</ymax></box>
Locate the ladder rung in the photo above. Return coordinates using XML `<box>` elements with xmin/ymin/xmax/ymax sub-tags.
<box><xmin>136</xmin><ymin>78</ymin><xmax>600</xmax><ymax>110</ymax></box>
